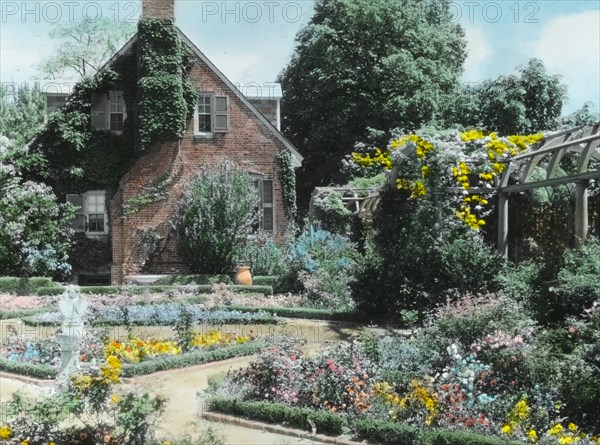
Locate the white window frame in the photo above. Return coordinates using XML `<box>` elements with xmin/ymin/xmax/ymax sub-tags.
<box><xmin>194</xmin><ymin>93</ymin><xmax>228</xmax><ymax>136</ymax></box>
<box><xmin>252</xmin><ymin>175</ymin><xmax>275</xmax><ymax>233</ymax></box>
<box><xmin>91</xmin><ymin>90</ymin><xmax>126</xmax><ymax>133</ymax></box>
<box><xmin>66</xmin><ymin>191</ymin><xmax>109</xmax><ymax>235</ymax></box>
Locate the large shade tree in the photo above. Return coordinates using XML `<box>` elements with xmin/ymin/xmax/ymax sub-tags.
<box><xmin>278</xmin><ymin>0</ymin><xmax>467</xmax><ymax>212</ymax></box>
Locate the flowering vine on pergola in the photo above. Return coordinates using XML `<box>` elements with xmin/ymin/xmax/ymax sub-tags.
<box><xmin>349</xmin><ymin>124</ymin><xmax>600</xmax><ymax>256</ymax></box>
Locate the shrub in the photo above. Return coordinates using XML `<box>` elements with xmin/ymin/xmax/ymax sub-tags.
<box><xmin>285</xmin><ymin>228</ymin><xmax>360</xmax><ymax>310</ymax></box>
<box><xmin>0</xmin><ymin>356</ymin><xmax>57</xmax><ymax>379</ymax></box>
<box><xmin>425</xmin><ymin>294</ymin><xmax>536</xmax><ymax>351</ymax></box>
<box><xmin>352</xmin><ymin>187</ymin><xmax>504</xmax><ymax>321</ymax></box>
<box><xmin>233</xmin><ymin>232</ymin><xmax>287</xmax><ymax>276</ymax></box>
<box><xmin>0</xmin><ymin>164</ymin><xmax>74</xmax><ymax>279</ymax></box>
<box><xmin>352</xmin><ymin>419</ymin><xmax>423</xmax><ymax>444</ymax></box>
<box><xmin>178</xmin><ymin>161</ymin><xmax>259</xmax><ymax>274</ymax></box>
<box><xmin>208</xmin><ymin>398</ymin><xmax>346</xmax><ymax>435</ymax></box>
<box><xmin>549</xmin><ymin>237</ymin><xmax>600</xmax><ymax>319</ymax></box>
<box><xmin>0</xmin><ymin>276</ymin><xmax>56</xmax><ymax>295</ymax></box>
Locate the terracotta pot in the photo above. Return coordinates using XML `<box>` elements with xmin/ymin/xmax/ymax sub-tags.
<box><xmin>234</xmin><ymin>265</ymin><xmax>253</xmax><ymax>285</ymax></box>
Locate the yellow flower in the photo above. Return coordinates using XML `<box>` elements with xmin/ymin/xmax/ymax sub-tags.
<box><xmin>110</xmin><ymin>393</ymin><xmax>122</xmax><ymax>404</ymax></box>
<box><xmin>22</xmin><ymin>440</ymin><xmax>29</xmax><ymax>445</ymax></box>
<box><xmin>549</xmin><ymin>423</ymin><xmax>564</xmax><ymax>435</ymax></box>
<box><xmin>460</xmin><ymin>129</ymin><xmax>487</xmax><ymax>142</ymax></box>
<box><xmin>568</xmin><ymin>423</ymin><xmax>578</xmax><ymax>432</ymax></box>
<box><xmin>0</xmin><ymin>426</ymin><xmax>11</xmax><ymax>439</ymax></box>
<box><xmin>421</xmin><ymin>165</ymin><xmax>431</xmax><ymax>177</ymax></box>
<box><xmin>559</xmin><ymin>437</ymin><xmax>574</xmax><ymax>445</ymax></box>
<box><xmin>527</xmin><ymin>429</ymin><xmax>538</xmax><ymax>443</ymax></box>
<box><xmin>502</xmin><ymin>424</ymin><xmax>513</xmax><ymax>435</ymax></box>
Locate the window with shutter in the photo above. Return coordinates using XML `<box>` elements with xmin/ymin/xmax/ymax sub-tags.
<box><xmin>252</xmin><ymin>176</ymin><xmax>274</xmax><ymax>233</ymax></box>
<box><xmin>195</xmin><ymin>93</ymin><xmax>228</xmax><ymax>136</ymax></box>
<box><xmin>66</xmin><ymin>191</ymin><xmax>108</xmax><ymax>235</ymax></box>
<box><xmin>91</xmin><ymin>90</ymin><xmax>125</xmax><ymax>132</ymax></box>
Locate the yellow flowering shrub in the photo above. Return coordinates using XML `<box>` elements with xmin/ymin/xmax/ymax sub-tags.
<box><xmin>350</xmin><ymin>129</ymin><xmax>545</xmax><ymax>230</ymax></box>
<box><xmin>190</xmin><ymin>330</ymin><xmax>250</xmax><ymax>348</ymax></box>
<box><xmin>0</xmin><ymin>425</ymin><xmax>11</xmax><ymax>440</ymax></box>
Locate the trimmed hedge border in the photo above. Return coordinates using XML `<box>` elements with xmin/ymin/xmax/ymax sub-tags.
<box><xmin>0</xmin><ymin>343</ymin><xmax>267</xmax><ymax>380</ymax></box>
<box><xmin>22</xmin><ymin>314</ymin><xmax>278</xmax><ymax>327</ymax></box>
<box><xmin>222</xmin><ymin>305</ymin><xmax>360</xmax><ymax>322</ymax></box>
<box><xmin>253</xmin><ymin>275</ymin><xmax>293</xmax><ymax>294</ymax></box>
<box><xmin>155</xmin><ymin>274</ymin><xmax>231</xmax><ymax>285</ymax></box>
<box><xmin>205</xmin><ymin>404</ymin><xmax>526</xmax><ymax>445</ymax></box>
<box><xmin>0</xmin><ymin>357</ymin><xmax>57</xmax><ymax>379</ymax></box>
<box><xmin>36</xmin><ymin>284</ymin><xmax>273</xmax><ymax>297</ymax></box>
<box><xmin>0</xmin><ymin>276</ymin><xmax>56</xmax><ymax>296</ymax></box>
<box><xmin>208</xmin><ymin>398</ymin><xmax>346</xmax><ymax>436</ymax></box>
<box><xmin>353</xmin><ymin>419</ymin><xmax>525</xmax><ymax>445</ymax></box>
<box><xmin>0</xmin><ymin>308</ymin><xmax>46</xmax><ymax>320</ymax></box>
<box><xmin>120</xmin><ymin>342</ymin><xmax>266</xmax><ymax>377</ymax></box>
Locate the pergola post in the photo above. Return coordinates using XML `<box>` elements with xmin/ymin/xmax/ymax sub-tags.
<box><xmin>574</xmin><ymin>180</ymin><xmax>589</xmax><ymax>246</ymax></box>
<box><xmin>498</xmin><ymin>192</ymin><xmax>509</xmax><ymax>258</ymax></box>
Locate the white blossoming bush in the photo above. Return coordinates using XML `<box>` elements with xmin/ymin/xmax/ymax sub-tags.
<box><xmin>0</xmin><ymin>137</ymin><xmax>75</xmax><ymax>278</ymax></box>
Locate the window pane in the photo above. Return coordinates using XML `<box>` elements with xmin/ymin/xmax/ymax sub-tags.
<box><xmin>110</xmin><ymin>114</ymin><xmax>124</xmax><ymax>131</ymax></box>
<box><xmin>88</xmin><ymin>214</ymin><xmax>104</xmax><ymax>232</ymax></box>
<box><xmin>215</xmin><ymin>115</ymin><xmax>227</xmax><ymax>131</ymax></box>
<box><xmin>199</xmin><ymin>114</ymin><xmax>212</xmax><ymax>132</ymax></box>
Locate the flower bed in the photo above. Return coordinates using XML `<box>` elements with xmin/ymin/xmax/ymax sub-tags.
<box><xmin>23</xmin><ymin>303</ymin><xmax>278</xmax><ymax>326</ymax></box>
<box><xmin>36</xmin><ymin>284</ymin><xmax>274</xmax><ymax>296</ymax></box>
<box><xmin>219</xmin><ymin>304</ymin><xmax>360</xmax><ymax>322</ymax></box>
<box><xmin>210</xmin><ymin>297</ymin><xmax>600</xmax><ymax>445</ymax></box>
<box><xmin>0</xmin><ymin>328</ymin><xmax>269</xmax><ymax>379</ymax></box>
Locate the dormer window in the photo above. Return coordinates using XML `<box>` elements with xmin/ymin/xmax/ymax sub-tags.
<box><xmin>195</xmin><ymin>93</ymin><xmax>228</xmax><ymax>136</ymax></box>
<box><xmin>91</xmin><ymin>90</ymin><xmax>126</xmax><ymax>133</ymax></box>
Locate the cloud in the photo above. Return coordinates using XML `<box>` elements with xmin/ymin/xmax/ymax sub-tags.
<box><xmin>462</xmin><ymin>26</ymin><xmax>492</xmax><ymax>82</ymax></box>
<box><xmin>530</xmin><ymin>10</ymin><xmax>600</xmax><ymax>112</ymax></box>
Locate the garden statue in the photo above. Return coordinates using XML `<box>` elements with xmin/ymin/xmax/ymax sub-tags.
<box><xmin>56</xmin><ymin>285</ymin><xmax>87</xmax><ymax>384</ymax></box>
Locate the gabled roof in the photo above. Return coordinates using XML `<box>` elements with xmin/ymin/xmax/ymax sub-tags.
<box><xmin>94</xmin><ymin>29</ymin><xmax>303</xmax><ymax>167</ymax></box>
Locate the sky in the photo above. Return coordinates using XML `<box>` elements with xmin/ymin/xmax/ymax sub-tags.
<box><xmin>1</xmin><ymin>0</ymin><xmax>599</xmax><ymax>115</ymax></box>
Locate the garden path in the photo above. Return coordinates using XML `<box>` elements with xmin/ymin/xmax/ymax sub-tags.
<box><xmin>0</xmin><ymin>318</ymin><xmax>362</xmax><ymax>444</ymax></box>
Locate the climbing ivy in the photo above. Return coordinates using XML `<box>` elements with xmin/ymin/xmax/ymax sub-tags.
<box><xmin>27</xmin><ymin>48</ymin><xmax>138</xmax><ymax>194</ymax></box>
<box><xmin>277</xmin><ymin>150</ymin><xmax>297</xmax><ymax>224</ymax></box>
<box><xmin>137</xmin><ymin>18</ymin><xmax>197</xmax><ymax>149</ymax></box>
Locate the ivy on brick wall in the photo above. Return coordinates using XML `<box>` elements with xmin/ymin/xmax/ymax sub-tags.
<box><xmin>277</xmin><ymin>150</ymin><xmax>297</xmax><ymax>224</ymax></box>
<box><xmin>28</xmin><ymin>50</ymin><xmax>138</xmax><ymax>194</ymax></box>
<box><xmin>137</xmin><ymin>18</ymin><xmax>197</xmax><ymax>149</ymax></box>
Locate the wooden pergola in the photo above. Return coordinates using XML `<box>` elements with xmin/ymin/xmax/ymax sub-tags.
<box><xmin>309</xmin><ymin>125</ymin><xmax>600</xmax><ymax>256</ymax></box>
<box><xmin>497</xmin><ymin>124</ymin><xmax>600</xmax><ymax>255</ymax></box>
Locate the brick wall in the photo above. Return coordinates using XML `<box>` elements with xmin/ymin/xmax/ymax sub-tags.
<box><xmin>110</xmin><ymin>46</ymin><xmax>293</xmax><ymax>284</ymax></box>
<box><xmin>142</xmin><ymin>0</ymin><xmax>174</xmax><ymax>20</ymax></box>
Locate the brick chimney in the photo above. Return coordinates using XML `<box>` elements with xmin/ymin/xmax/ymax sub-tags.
<box><xmin>142</xmin><ymin>0</ymin><xmax>174</xmax><ymax>21</ymax></box>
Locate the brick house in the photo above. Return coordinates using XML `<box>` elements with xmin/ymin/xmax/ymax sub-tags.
<box><xmin>32</xmin><ymin>0</ymin><xmax>302</xmax><ymax>285</ymax></box>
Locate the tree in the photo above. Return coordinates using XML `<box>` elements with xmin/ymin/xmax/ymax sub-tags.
<box><xmin>467</xmin><ymin>59</ymin><xmax>568</xmax><ymax>134</ymax></box>
<box><xmin>38</xmin><ymin>17</ymin><xmax>135</xmax><ymax>79</ymax></box>
<box><xmin>0</xmin><ymin>84</ymin><xmax>45</xmax><ymax>147</ymax></box>
<box><xmin>278</xmin><ymin>0</ymin><xmax>466</xmax><ymax>212</ymax></box>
